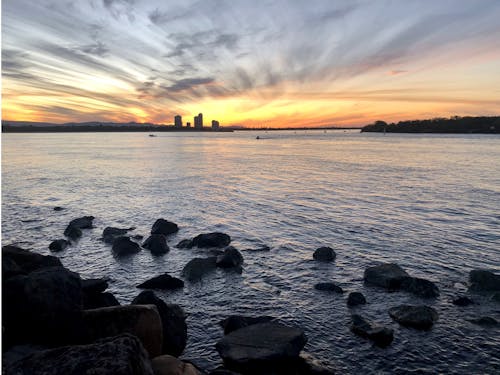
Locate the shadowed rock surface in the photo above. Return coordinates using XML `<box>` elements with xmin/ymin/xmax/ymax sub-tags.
<box><xmin>400</xmin><ymin>276</ymin><xmax>440</xmax><ymax>298</ymax></box>
<box><xmin>64</xmin><ymin>225</ymin><xmax>82</xmax><ymax>240</ymax></box>
<box><xmin>137</xmin><ymin>273</ymin><xmax>184</xmax><ymax>290</ymax></box>
<box><xmin>192</xmin><ymin>232</ymin><xmax>231</xmax><ymax>248</ymax></box>
<box><xmin>216</xmin><ymin>246</ymin><xmax>244</xmax><ymax>268</ymax></box>
<box><xmin>103</xmin><ymin>226</ymin><xmax>135</xmax><ymax>244</ymax></box>
<box><xmin>49</xmin><ymin>239</ymin><xmax>69</xmax><ymax>252</ymax></box>
<box><xmin>389</xmin><ymin>305</ymin><xmax>439</xmax><ymax>330</ymax></box>
<box><xmin>350</xmin><ymin>314</ymin><xmax>394</xmax><ymax>347</ymax></box>
<box><xmin>2</xmin><ymin>245</ymin><xmax>62</xmax><ymax>275</ymax></box>
<box><xmin>347</xmin><ymin>292</ymin><xmax>367</xmax><ymax>307</ymax></box>
<box><xmin>219</xmin><ymin>315</ymin><xmax>275</xmax><ymax>335</ymax></box>
<box><xmin>113</xmin><ymin>236</ymin><xmax>141</xmax><ymax>256</ymax></box>
<box><xmin>364</xmin><ymin>263</ymin><xmax>409</xmax><ymax>289</ymax></box>
<box><xmin>314</xmin><ymin>282</ymin><xmax>343</xmax><ymax>293</ymax></box>
<box><xmin>452</xmin><ymin>296</ymin><xmax>475</xmax><ymax>306</ymax></box>
<box><xmin>152</xmin><ymin>355</ymin><xmax>201</xmax><ymax>375</ymax></box>
<box><xmin>68</xmin><ymin>216</ymin><xmax>95</xmax><ymax>229</ymax></box>
<box><xmin>182</xmin><ymin>257</ymin><xmax>217</xmax><ymax>281</ymax></box>
<box><xmin>151</xmin><ymin>218</ymin><xmax>179</xmax><ymax>235</ymax></box>
<box><xmin>469</xmin><ymin>269</ymin><xmax>500</xmax><ymax>291</ymax></box>
<box><xmin>312</xmin><ymin>247</ymin><xmax>336</xmax><ymax>262</ymax></box>
<box><xmin>142</xmin><ymin>234</ymin><xmax>170</xmax><ymax>255</ymax></box>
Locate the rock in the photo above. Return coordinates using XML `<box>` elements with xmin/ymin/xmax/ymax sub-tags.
<box><xmin>132</xmin><ymin>291</ymin><xmax>187</xmax><ymax>357</ymax></box>
<box><xmin>69</xmin><ymin>215</ymin><xmax>95</xmax><ymax>229</ymax></box>
<box><xmin>452</xmin><ymin>296</ymin><xmax>475</xmax><ymax>306</ymax></box>
<box><xmin>244</xmin><ymin>245</ymin><xmax>271</xmax><ymax>252</ymax></box>
<box><xmin>364</xmin><ymin>263</ymin><xmax>410</xmax><ymax>289</ymax></box>
<box><xmin>53</xmin><ymin>206</ymin><xmax>64</xmax><ymax>211</ymax></box>
<box><xmin>210</xmin><ymin>367</ymin><xmax>242</xmax><ymax>375</ymax></box>
<box><xmin>400</xmin><ymin>276</ymin><xmax>440</xmax><ymax>298</ymax></box>
<box><xmin>83</xmin><ymin>292</ymin><xmax>120</xmax><ymax>309</ymax></box>
<box><xmin>152</xmin><ymin>355</ymin><xmax>201</xmax><ymax>375</ymax></box>
<box><xmin>220</xmin><ymin>315</ymin><xmax>275</xmax><ymax>335</ymax></box>
<box><xmin>2</xmin><ymin>245</ymin><xmax>62</xmax><ymax>275</ymax></box>
<box><xmin>133</xmin><ymin>234</ymin><xmax>144</xmax><ymax>240</ymax></box>
<box><xmin>143</xmin><ymin>234</ymin><xmax>170</xmax><ymax>255</ymax></box>
<box><xmin>388</xmin><ymin>305</ymin><xmax>438</xmax><ymax>330</ymax></box>
<box><xmin>82</xmin><ymin>278</ymin><xmax>110</xmax><ymax>294</ymax></box>
<box><xmin>469</xmin><ymin>269</ymin><xmax>500</xmax><ymax>291</ymax></box>
<box><xmin>151</xmin><ymin>218</ymin><xmax>179</xmax><ymax>236</ymax></box>
<box><xmin>112</xmin><ymin>236</ymin><xmax>141</xmax><ymax>256</ymax></box>
<box><xmin>3</xmin><ymin>344</ymin><xmax>48</xmax><ymax>368</ymax></box>
<box><xmin>49</xmin><ymin>239</ymin><xmax>69</xmax><ymax>252</ymax></box>
<box><xmin>350</xmin><ymin>314</ymin><xmax>394</xmax><ymax>347</ymax></box>
<box><xmin>312</xmin><ymin>247</ymin><xmax>336</xmax><ymax>262</ymax></box>
<box><xmin>182</xmin><ymin>257</ymin><xmax>217</xmax><ymax>281</ymax></box>
<box><xmin>82</xmin><ymin>305</ymin><xmax>163</xmax><ymax>358</ymax></box>
<box><xmin>467</xmin><ymin>316</ymin><xmax>498</xmax><ymax>326</ymax></box>
<box><xmin>176</xmin><ymin>239</ymin><xmax>193</xmax><ymax>249</ymax></box>
<box><xmin>347</xmin><ymin>292</ymin><xmax>367</xmax><ymax>307</ymax></box>
<box><xmin>2</xmin><ymin>256</ymin><xmax>23</xmax><ymax>280</ymax></box>
<box><xmin>4</xmin><ymin>333</ymin><xmax>154</xmax><ymax>375</ymax></box>
<box><xmin>192</xmin><ymin>232</ymin><xmax>231</xmax><ymax>248</ymax></box>
<box><xmin>138</xmin><ymin>273</ymin><xmax>184</xmax><ymax>290</ymax></box>
<box><xmin>64</xmin><ymin>224</ymin><xmax>82</xmax><ymax>240</ymax></box>
<box><xmin>491</xmin><ymin>292</ymin><xmax>500</xmax><ymax>303</ymax></box>
<box><xmin>314</xmin><ymin>282</ymin><xmax>343</xmax><ymax>293</ymax></box>
<box><xmin>216</xmin><ymin>246</ymin><xmax>244</xmax><ymax>268</ymax></box>
<box><xmin>103</xmin><ymin>226</ymin><xmax>134</xmax><ymax>244</ymax></box>
<box><xmin>216</xmin><ymin>322</ymin><xmax>307</xmax><ymax>370</ymax></box>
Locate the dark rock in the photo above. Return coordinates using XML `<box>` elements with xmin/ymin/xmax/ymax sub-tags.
<box><xmin>364</xmin><ymin>263</ymin><xmax>410</xmax><ymax>289</ymax></box>
<box><xmin>133</xmin><ymin>234</ymin><xmax>144</xmax><ymax>240</ymax></box>
<box><xmin>83</xmin><ymin>292</ymin><xmax>120</xmax><ymax>309</ymax></box>
<box><xmin>347</xmin><ymin>292</ymin><xmax>367</xmax><ymax>307</ymax></box>
<box><xmin>312</xmin><ymin>247</ymin><xmax>336</xmax><ymax>262</ymax></box>
<box><xmin>137</xmin><ymin>273</ymin><xmax>184</xmax><ymax>290</ymax></box>
<box><xmin>400</xmin><ymin>276</ymin><xmax>440</xmax><ymax>298</ymax></box>
<box><xmin>182</xmin><ymin>257</ymin><xmax>217</xmax><ymax>281</ymax></box>
<box><xmin>210</xmin><ymin>367</ymin><xmax>242</xmax><ymax>375</ymax></box>
<box><xmin>192</xmin><ymin>232</ymin><xmax>231</xmax><ymax>248</ymax></box>
<box><xmin>49</xmin><ymin>239</ymin><xmax>69</xmax><ymax>252</ymax></box>
<box><xmin>491</xmin><ymin>292</ymin><xmax>500</xmax><ymax>303</ymax></box>
<box><xmin>216</xmin><ymin>246</ymin><xmax>244</xmax><ymax>268</ymax></box>
<box><xmin>314</xmin><ymin>282</ymin><xmax>343</xmax><ymax>293</ymax></box>
<box><xmin>82</xmin><ymin>278</ymin><xmax>109</xmax><ymax>294</ymax></box>
<box><xmin>152</xmin><ymin>355</ymin><xmax>202</xmax><ymax>375</ymax></box>
<box><xmin>220</xmin><ymin>315</ymin><xmax>275</xmax><ymax>335</ymax></box>
<box><xmin>142</xmin><ymin>234</ymin><xmax>170</xmax><ymax>255</ymax></box>
<box><xmin>389</xmin><ymin>305</ymin><xmax>439</xmax><ymax>330</ymax></box>
<box><xmin>132</xmin><ymin>290</ymin><xmax>187</xmax><ymax>357</ymax></box>
<box><xmin>151</xmin><ymin>218</ymin><xmax>179</xmax><ymax>235</ymax></box>
<box><xmin>216</xmin><ymin>322</ymin><xmax>307</xmax><ymax>370</ymax></box>
<box><xmin>69</xmin><ymin>215</ymin><xmax>95</xmax><ymax>229</ymax></box>
<box><xmin>112</xmin><ymin>236</ymin><xmax>141</xmax><ymax>256</ymax></box>
<box><xmin>103</xmin><ymin>226</ymin><xmax>134</xmax><ymax>244</ymax></box>
<box><xmin>4</xmin><ymin>333</ymin><xmax>154</xmax><ymax>375</ymax></box>
<box><xmin>452</xmin><ymin>296</ymin><xmax>475</xmax><ymax>306</ymax></box>
<box><xmin>176</xmin><ymin>239</ymin><xmax>193</xmax><ymax>248</ymax></box>
<box><xmin>3</xmin><ymin>344</ymin><xmax>48</xmax><ymax>368</ymax></box>
<box><xmin>467</xmin><ymin>316</ymin><xmax>498</xmax><ymax>326</ymax></box>
<box><xmin>350</xmin><ymin>314</ymin><xmax>394</xmax><ymax>347</ymax></box>
<box><xmin>469</xmin><ymin>269</ymin><xmax>500</xmax><ymax>291</ymax></box>
<box><xmin>2</xmin><ymin>245</ymin><xmax>62</xmax><ymax>274</ymax></box>
<box><xmin>64</xmin><ymin>224</ymin><xmax>82</xmax><ymax>240</ymax></box>
<box><xmin>53</xmin><ymin>206</ymin><xmax>64</xmax><ymax>211</ymax></box>
<box><xmin>244</xmin><ymin>245</ymin><xmax>271</xmax><ymax>252</ymax></box>
<box><xmin>2</xmin><ymin>256</ymin><xmax>24</xmax><ymax>280</ymax></box>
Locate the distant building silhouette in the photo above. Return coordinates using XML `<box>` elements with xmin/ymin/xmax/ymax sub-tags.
<box><xmin>174</xmin><ymin>115</ymin><xmax>182</xmax><ymax>128</ymax></box>
<box><xmin>211</xmin><ymin>120</ymin><xmax>220</xmax><ymax>130</ymax></box>
<box><xmin>186</xmin><ymin>122</ymin><xmax>191</xmax><ymax>128</ymax></box>
<box><xmin>194</xmin><ymin>113</ymin><xmax>203</xmax><ymax>129</ymax></box>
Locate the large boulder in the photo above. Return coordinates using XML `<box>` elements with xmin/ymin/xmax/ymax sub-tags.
<box><xmin>469</xmin><ymin>269</ymin><xmax>500</xmax><ymax>292</ymax></box>
<box><xmin>82</xmin><ymin>278</ymin><xmax>120</xmax><ymax>309</ymax></box>
<box><xmin>220</xmin><ymin>315</ymin><xmax>275</xmax><ymax>335</ymax></box>
<box><xmin>132</xmin><ymin>291</ymin><xmax>187</xmax><ymax>357</ymax></box>
<box><xmin>142</xmin><ymin>234</ymin><xmax>170</xmax><ymax>255</ymax></box>
<box><xmin>112</xmin><ymin>236</ymin><xmax>141</xmax><ymax>256</ymax></box>
<box><xmin>388</xmin><ymin>305</ymin><xmax>438</xmax><ymax>330</ymax></box>
<box><xmin>192</xmin><ymin>232</ymin><xmax>231</xmax><ymax>248</ymax></box>
<box><xmin>347</xmin><ymin>292</ymin><xmax>367</xmax><ymax>307</ymax></box>
<box><xmin>182</xmin><ymin>257</ymin><xmax>217</xmax><ymax>281</ymax></box>
<box><xmin>64</xmin><ymin>224</ymin><xmax>82</xmax><ymax>240</ymax></box>
<box><xmin>312</xmin><ymin>247</ymin><xmax>336</xmax><ymax>262</ymax></box>
<box><xmin>82</xmin><ymin>305</ymin><xmax>163</xmax><ymax>358</ymax></box>
<box><xmin>2</xmin><ymin>245</ymin><xmax>62</xmax><ymax>275</ymax></box>
<box><xmin>152</xmin><ymin>355</ymin><xmax>201</xmax><ymax>375</ymax></box>
<box><xmin>48</xmin><ymin>239</ymin><xmax>69</xmax><ymax>252</ymax></box>
<box><xmin>216</xmin><ymin>322</ymin><xmax>307</xmax><ymax>370</ymax></box>
<box><xmin>364</xmin><ymin>263</ymin><xmax>410</xmax><ymax>289</ymax></box>
<box><xmin>400</xmin><ymin>276</ymin><xmax>440</xmax><ymax>298</ymax></box>
<box><xmin>82</xmin><ymin>278</ymin><xmax>109</xmax><ymax>294</ymax></box>
<box><xmin>314</xmin><ymin>282</ymin><xmax>343</xmax><ymax>293</ymax></box>
<box><xmin>216</xmin><ymin>247</ymin><xmax>244</xmax><ymax>268</ymax></box>
<box><xmin>4</xmin><ymin>334</ymin><xmax>154</xmax><ymax>375</ymax></box>
<box><xmin>103</xmin><ymin>226</ymin><xmax>135</xmax><ymax>244</ymax></box>
<box><xmin>137</xmin><ymin>273</ymin><xmax>184</xmax><ymax>290</ymax></box>
<box><xmin>69</xmin><ymin>216</ymin><xmax>95</xmax><ymax>229</ymax></box>
<box><xmin>151</xmin><ymin>219</ymin><xmax>179</xmax><ymax>236</ymax></box>
<box><xmin>350</xmin><ymin>314</ymin><xmax>393</xmax><ymax>347</ymax></box>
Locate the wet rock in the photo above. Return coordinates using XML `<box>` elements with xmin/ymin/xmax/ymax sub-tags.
<box><xmin>82</xmin><ymin>278</ymin><xmax>109</xmax><ymax>294</ymax></box>
<box><xmin>347</xmin><ymin>292</ymin><xmax>367</xmax><ymax>307</ymax></box>
<box><xmin>103</xmin><ymin>226</ymin><xmax>134</xmax><ymax>244</ymax></box>
<box><xmin>220</xmin><ymin>315</ymin><xmax>275</xmax><ymax>335</ymax></box>
<box><xmin>192</xmin><ymin>232</ymin><xmax>231</xmax><ymax>248</ymax></box>
<box><xmin>152</xmin><ymin>355</ymin><xmax>201</xmax><ymax>375</ymax></box>
<box><xmin>133</xmin><ymin>234</ymin><xmax>144</xmax><ymax>240</ymax></box>
<box><xmin>143</xmin><ymin>234</ymin><xmax>170</xmax><ymax>255</ymax></box>
<box><xmin>82</xmin><ymin>304</ymin><xmax>163</xmax><ymax>358</ymax></box>
<box><xmin>176</xmin><ymin>239</ymin><xmax>193</xmax><ymax>248</ymax></box>
<box><xmin>216</xmin><ymin>246</ymin><xmax>244</xmax><ymax>268</ymax></box>
<box><xmin>138</xmin><ymin>273</ymin><xmax>184</xmax><ymax>290</ymax></box>
<box><xmin>210</xmin><ymin>367</ymin><xmax>242</xmax><ymax>375</ymax></box>
<box><xmin>83</xmin><ymin>292</ymin><xmax>120</xmax><ymax>309</ymax></box>
<box><xmin>4</xmin><ymin>333</ymin><xmax>154</xmax><ymax>375</ymax></box>
<box><xmin>314</xmin><ymin>282</ymin><xmax>344</xmax><ymax>293</ymax></box>
<box><xmin>313</xmin><ymin>247</ymin><xmax>336</xmax><ymax>262</ymax></box>
<box><xmin>112</xmin><ymin>236</ymin><xmax>141</xmax><ymax>256</ymax></box>
<box><xmin>132</xmin><ymin>291</ymin><xmax>187</xmax><ymax>357</ymax></box>
<box><xmin>389</xmin><ymin>305</ymin><xmax>438</xmax><ymax>330</ymax></box>
<box><xmin>151</xmin><ymin>218</ymin><xmax>179</xmax><ymax>236</ymax></box>
<box><xmin>467</xmin><ymin>316</ymin><xmax>498</xmax><ymax>326</ymax></box>
<box><xmin>182</xmin><ymin>257</ymin><xmax>217</xmax><ymax>281</ymax></box>
<box><xmin>491</xmin><ymin>292</ymin><xmax>500</xmax><ymax>303</ymax></box>
<box><xmin>53</xmin><ymin>206</ymin><xmax>64</xmax><ymax>211</ymax></box>
<box><xmin>216</xmin><ymin>322</ymin><xmax>307</xmax><ymax>370</ymax></box>
<box><xmin>69</xmin><ymin>215</ymin><xmax>95</xmax><ymax>229</ymax></box>
<box><xmin>452</xmin><ymin>296</ymin><xmax>475</xmax><ymax>306</ymax></box>
<box><xmin>244</xmin><ymin>245</ymin><xmax>271</xmax><ymax>252</ymax></box>
<box><xmin>64</xmin><ymin>224</ymin><xmax>82</xmax><ymax>240</ymax></box>
<box><xmin>400</xmin><ymin>276</ymin><xmax>440</xmax><ymax>298</ymax></box>
<box><xmin>49</xmin><ymin>239</ymin><xmax>69</xmax><ymax>252</ymax></box>
<box><xmin>469</xmin><ymin>269</ymin><xmax>500</xmax><ymax>292</ymax></box>
<box><xmin>350</xmin><ymin>314</ymin><xmax>394</xmax><ymax>347</ymax></box>
<box><xmin>364</xmin><ymin>263</ymin><xmax>410</xmax><ymax>289</ymax></box>
<box><xmin>3</xmin><ymin>245</ymin><xmax>62</xmax><ymax>276</ymax></box>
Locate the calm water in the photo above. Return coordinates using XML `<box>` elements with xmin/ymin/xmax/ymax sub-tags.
<box><xmin>2</xmin><ymin>130</ymin><xmax>500</xmax><ymax>373</ymax></box>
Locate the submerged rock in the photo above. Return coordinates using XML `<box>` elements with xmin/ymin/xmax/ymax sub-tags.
<box><xmin>112</xmin><ymin>236</ymin><xmax>141</xmax><ymax>256</ymax></box>
<box><xmin>192</xmin><ymin>232</ymin><xmax>231</xmax><ymax>248</ymax></box>
<box><xmin>102</xmin><ymin>226</ymin><xmax>134</xmax><ymax>244</ymax></box>
<box><xmin>49</xmin><ymin>239</ymin><xmax>69</xmax><ymax>252</ymax></box>
<box><xmin>467</xmin><ymin>316</ymin><xmax>498</xmax><ymax>326</ymax></box>
<box><xmin>312</xmin><ymin>247</ymin><xmax>336</xmax><ymax>262</ymax></box>
<box><xmin>152</xmin><ymin>355</ymin><xmax>201</xmax><ymax>375</ymax></box>
<box><xmin>182</xmin><ymin>257</ymin><xmax>217</xmax><ymax>281</ymax></box>
<box><xmin>64</xmin><ymin>224</ymin><xmax>82</xmax><ymax>240</ymax></box>
<box><xmin>469</xmin><ymin>269</ymin><xmax>500</xmax><ymax>292</ymax></box>
<box><xmin>314</xmin><ymin>282</ymin><xmax>344</xmax><ymax>293</ymax></box>
<box><xmin>69</xmin><ymin>216</ymin><xmax>95</xmax><ymax>229</ymax></box>
<box><xmin>216</xmin><ymin>246</ymin><xmax>244</xmax><ymax>268</ymax></box>
<box><xmin>151</xmin><ymin>218</ymin><xmax>179</xmax><ymax>236</ymax></box>
<box><xmin>452</xmin><ymin>296</ymin><xmax>475</xmax><ymax>306</ymax></box>
<box><xmin>53</xmin><ymin>206</ymin><xmax>64</xmax><ymax>211</ymax></box>
<box><xmin>137</xmin><ymin>273</ymin><xmax>184</xmax><ymax>290</ymax></box>
<box><xmin>350</xmin><ymin>314</ymin><xmax>393</xmax><ymax>347</ymax></box>
<box><xmin>364</xmin><ymin>263</ymin><xmax>409</xmax><ymax>289</ymax></box>
<box><xmin>389</xmin><ymin>305</ymin><xmax>438</xmax><ymax>330</ymax></box>
<box><xmin>347</xmin><ymin>292</ymin><xmax>367</xmax><ymax>307</ymax></box>
<box><xmin>142</xmin><ymin>234</ymin><xmax>169</xmax><ymax>255</ymax></box>
<box><xmin>176</xmin><ymin>239</ymin><xmax>193</xmax><ymax>249</ymax></box>
<box><xmin>400</xmin><ymin>276</ymin><xmax>440</xmax><ymax>298</ymax></box>
<box><xmin>220</xmin><ymin>315</ymin><xmax>275</xmax><ymax>335</ymax></box>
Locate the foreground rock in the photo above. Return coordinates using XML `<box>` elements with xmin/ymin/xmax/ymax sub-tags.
<box><xmin>5</xmin><ymin>334</ymin><xmax>154</xmax><ymax>375</ymax></box>
<box><xmin>216</xmin><ymin>322</ymin><xmax>307</xmax><ymax>371</ymax></box>
<box><xmin>469</xmin><ymin>269</ymin><xmax>500</xmax><ymax>292</ymax></box>
<box><xmin>389</xmin><ymin>305</ymin><xmax>438</xmax><ymax>330</ymax></box>
<box><xmin>364</xmin><ymin>263</ymin><xmax>410</xmax><ymax>289</ymax></box>
<box><xmin>314</xmin><ymin>282</ymin><xmax>343</xmax><ymax>293</ymax></box>
<box><xmin>350</xmin><ymin>314</ymin><xmax>393</xmax><ymax>347</ymax></box>
<box><xmin>132</xmin><ymin>291</ymin><xmax>187</xmax><ymax>357</ymax></box>
<box><xmin>216</xmin><ymin>246</ymin><xmax>244</xmax><ymax>268</ymax></box>
<box><xmin>2</xmin><ymin>245</ymin><xmax>62</xmax><ymax>276</ymax></box>
<box><xmin>182</xmin><ymin>257</ymin><xmax>217</xmax><ymax>281</ymax></box>
<box><xmin>220</xmin><ymin>315</ymin><xmax>275</xmax><ymax>335</ymax></box>
<box><xmin>82</xmin><ymin>278</ymin><xmax>120</xmax><ymax>309</ymax></box>
<box><xmin>113</xmin><ymin>236</ymin><xmax>141</xmax><ymax>256</ymax></box>
<box><xmin>138</xmin><ymin>273</ymin><xmax>184</xmax><ymax>290</ymax></box>
<box><xmin>103</xmin><ymin>226</ymin><xmax>135</xmax><ymax>244</ymax></box>
<box><xmin>151</xmin><ymin>218</ymin><xmax>179</xmax><ymax>236</ymax></box>
<box><xmin>64</xmin><ymin>224</ymin><xmax>82</xmax><ymax>240</ymax></box>
<box><xmin>152</xmin><ymin>355</ymin><xmax>201</xmax><ymax>375</ymax></box>
<box><xmin>49</xmin><ymin>239</ymin><xmax>69</xmax><ymax>252</ymax></box>
<box><xmin>179</xmin><ymin>232</ymin><xmax>231</xmax><ymax>249</ymax></box>
<box><xmin>143</xmin><ymin>234</ymin><xmax>170</xmax><ymax>255</ymax></box>
<box><xmin>491</xmin><ymin>292</ymin><xmax>500</xmax><ymax>303</ymax></box>
<box><xmin>312</xmin><ymin>247</ymin><xmax>336</xmax><ymax>262</ymax></box>
<box><xmin>400</xmin><ymin>276</ymin><xmax>440</xmax><ymax>298</ymax></box>
<box><xmin>347</xmin><ymin>292</ymin><xmax>367</xmax><ymax>307</ymax></box>
<box><xmin>69</xmin><ymin>216</ymin><xmax>95</xmax><ymax>229</ymax></box>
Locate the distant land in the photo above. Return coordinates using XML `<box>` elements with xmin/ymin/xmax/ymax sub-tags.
<box><xmin>361</xmin><ymin>116</ymin><xmax>500</xmax><ymax>134</ymax></box>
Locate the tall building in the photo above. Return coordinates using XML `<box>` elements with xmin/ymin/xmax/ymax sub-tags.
<box><xmin>194</xmin><ymin>113</ymin><xmax>203</xmax><ymax>129</ymax></box>
<box><xmin>186</xmin><ymin>122</ymin><xmax>191</xmax><ymax>128</ymax></box>
<box><xmin>211</xmin><ymin>120</ymin><xmax>220</xmax><ymax>130</ymax></box>
<box><xmin>174</xmin><ymin>115</ymin><xmax>182</xmax><ymax>128</ymax></box>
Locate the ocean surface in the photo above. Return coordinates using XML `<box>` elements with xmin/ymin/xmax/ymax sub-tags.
<box><xmin>2</xmin><ymin>130</ymin><xmax>500</xmax><ymax>374</ymax></box>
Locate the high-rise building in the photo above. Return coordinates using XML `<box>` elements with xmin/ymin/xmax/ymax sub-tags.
<box><xmin>174</xmin><ymin>115</ymin><xmax>182</xmax><ymax>128</ymax></box>
<box><xmin>194</xmin><ymin>113</ymin><xmax>203</xmax><ymax>129</ymax></box>
<box><xmin>211</xmin><ymin>120</ymin><xmax>220</xmax><ymax>130</ymax></box>
<box><xmin>186</xmin><ymin>122</ymin><xmax>191</xmax><ymax>128</ymax></box>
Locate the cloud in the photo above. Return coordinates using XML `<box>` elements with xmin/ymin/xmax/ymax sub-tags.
<box><xmin>166</xmin><ymin>77</ymin><xmax>215</xmax><ymax>92</ymax></box>
<box><xmin>78</xmin><ymin>42</ymin><xmax>110</xmax><ymax>57</ymax></box>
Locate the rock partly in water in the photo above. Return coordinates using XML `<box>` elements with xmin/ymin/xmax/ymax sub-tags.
<box><xmin>244</xmin><ymin>245</ymin><xmax>271</xmax><ymax>252</ymax></box>
<box><xmin>469</xmin><ymin>269</ymin><xmax>500</xmax><ymax>292</ymax></box>
<box><xmin>400</xmin><ymin>276</ymin><xmax>440</xmax><ymax>298</ymax></box>
<box><xmin>364</xmin><ymin>263</ymin><xmax>410</xmax><ymax>289</ymax></box>
<box><xmin>2</xmin><ymin>245</ymin><xmax>62</xmax><ymax>275</ymax></box>
<box><xmin>220</xmin><ymin>315</ymin><xmax>275</xmax><ymax>335</ymax></box>
<box><xmin>216</xmin><ymin>246</ymin><xmax>244</xmax><ymax>268</ymax></box>
<box><xmin>389</xmin><ymin>305</ymin><xmax>439</xmax><ymax>330</ymax></box>
<box><xmin>467</xmin><ymin>317</ymin><xmax>498</xmax><ymax>326</ymax></box>
<box><xmin>53</xmin><ymin>206</ymin><xmax>64</xmax><ymax>211</ymax></box>
<box><xmin>350</xmin><ymin>314</ymin><xmax>394</xmax><ymax>347</ymax></box>
<box><xmin>347</xmin><ymin>292</ymin><xmax>367</xmax><ymax>307</ymax></box>
<box><xmin>452</xmin><ymin>296</ymin><xmax>475</xmax><ymax>306</ymax></box>
<box><xmin>491</xmin><ymin>292</ymin><xmax>500</xmax><ymax>303</ymax></box>
<box><xmin>152</xmin><ymin>355</ymin><xmax>201</xmax><ymax>375</ymax></box>
<box><xmin>64</xmin><ymin>225</ymin><xmax>82</xmax><ymax>240</ymax></box>
<box><xmin>102</xmin><ymin>226</ymin><xmax>135</xmax><ymax>244</ymax></box>
<box><xmin>82</xmin><ymin>278</ymin><xmax>109</xmax><ymax>294</ymax></box>
<box><xmin>192</xmin><ymin>232</ymin><xmax>231</xmax><ymax>248</ymax></box>
<box><xmin>312</xmin><ymin>247</ymin><xmax>336</xmax><ymax>262</ymax></box>
<box><xmin>176</xmin><ymin>239</ymin><xmax>193</xmax><ymax>249</ymax></box>
<box><xmin>182</xmin><ymin>257</ymin><xmax>217</xmax><ymax>281</ymax></box>
<box><xmin>49</xmin><ymin>239</ymin><xmax>69</xmax><ymax>252</ymax></box>
<box><xmin>142</xmin><ymin>234</ymin><xmax>170</xmax><ymax>255</ymax></box>
<box><xmin>83</xmin><ymin>291</ymin><xmax>120</xmax><ymax>309</ymax></box>
<box><xmin>132</xmin><ymin>291</ymin><xmax>187</xmax><ymax>357</ymax></box>
<box><xmin>4</xmin><ymin>334</ymin><xmax>154</xmax><ymax>375</ymax></box>
<box><xmin>314</xmin><ymin>282</ymin><xmax>344</xmax><ymax>293</ymax></box>
<box><xmin>112</xmin><ymin>236</ymin><xmax>141</xmax><ymax>256</ymax></box>
<box><xmin>151</xmin><ymin>218</ymin><xmax>179</xmax><ymax>236</ymax></box>
<box><xmin>69</xmin><ymin>216</ymin><xmax>95</xmax><ymax>229</ymax></box>
<box><xmin>138</xmin><ymin>273</ymin><xmax>185</xmax><ymax>290</ymax></box>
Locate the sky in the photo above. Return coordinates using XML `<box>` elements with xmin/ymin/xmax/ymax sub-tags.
<box><xmin>2</xmin><ymin>0</ymin><xmax>500</xmax><ymax>127</ymax></box>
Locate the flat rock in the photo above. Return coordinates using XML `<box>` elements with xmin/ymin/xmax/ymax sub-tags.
<box><xmin>152</xmin><ymin>355</ymin><xmax>201</xmax><ymax>375</ymax></box>
<box><xmin>192</xmin><ymin>232</ymin><xmax>231</xmax><ymax>248</ymax></box>
<box><xmin>364</xmin><ymin>263</ymin><xmax>410</xmax><ymax>289</ymax></box>
<box><xmin>347</xmin><ymin>292</ymin><xmax>367</xmax><ymax>307</ymax></box>
<box><xmin>182</xmin><ymin>257</ymin><xmax>217</xmax><ymax>281</ymax></box>
<box><xmin>313</xmin><ymin>247</ymin><xmax>336</xmax><ymax>262</ymax></box>
<box><xmin>350</xmin><ymin>314</ymin><xmax>393</xmax><ymax>347</ymax></box>
<box><xmin>220</xmin><ymin>315</ymin><xmax>275</xmax><ymax>335</ymax></box>
<box><xmin>216</xmin><ymin>246</ymin><xmax>244</xmax><ymax>268</ymax></box>
<box><xmin>49</xmin><ymin>239</ymin><xmax>69</xmax><ymax>252</ymax></box>
<box><xmin>400</xmin><ymin>276</ymin><xmax>440</xmax><ymax>298</ymax></box>
<box><xmin>151</xmin><ymin>218</ymin><xmax>179</xmax><ymax>236</ymax></box>
<box><xmin>142</xmin><ymin>234</ymin><xmax>170</xmax><ymax>255</ymax></box>
<box><xmin>469</xmin><ymin>269</ymin><xmax>500</xmax><ymax>291</ymax></box>
<box><xmin>112</xmin><ymin>236</ymin><xmax>141</xmax><ymax>256</ymax></box>
<box><xmin>138</xmin><ymin>273</ymin><xmax>184</xmax><ymax>290</ymax></box>
<box><xmin>389</xmin><ymin>305</ymin><xmax>438</xmax><ymax>330</ymax></box>
<box><xmin>314</xmin><ymin>282</ymin><xmax>343</xmax><ymax>293</ymax></box>
<box><xmin>69</xmin><ymin>216</ymin><xmax>95</xmax><ymax>229</ymax></box>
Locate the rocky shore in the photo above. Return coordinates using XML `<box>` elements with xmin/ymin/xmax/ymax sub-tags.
<box><xmin>3</xmin><ymin>215</ymin><xmax>499</xmax><ymax>374</ymax></box>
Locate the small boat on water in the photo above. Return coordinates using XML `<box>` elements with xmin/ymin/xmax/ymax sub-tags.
<box><xmin>149</xmin><ymin>134</ymin><xmax>156</xmax><ymax>137</ymax></box>
<box><xmin>256</xmin><ymin>136</ymin><xmax>260</xmax><ymax>140</ymax></box>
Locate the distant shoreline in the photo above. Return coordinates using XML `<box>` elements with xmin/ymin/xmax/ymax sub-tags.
<box><xmin>1</xmin><ymin>125</ymin><xmax>234</xmax><ymax>133</ymax></box>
